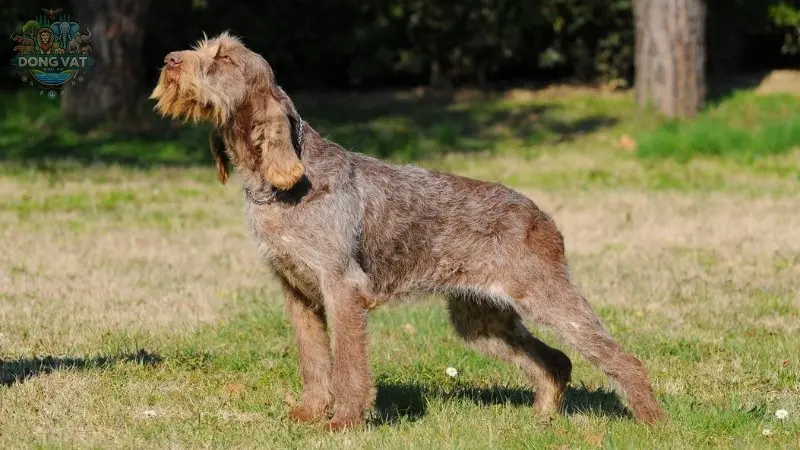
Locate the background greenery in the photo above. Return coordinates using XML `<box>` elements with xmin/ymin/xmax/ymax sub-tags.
<box><xmin>1</xmin><ymin>0</ymin><xmax>799</xmax><ymax>90</ymax></box>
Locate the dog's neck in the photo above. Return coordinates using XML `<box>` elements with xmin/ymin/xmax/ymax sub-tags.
<box><xmin>241</xmin><ymin>117</ymin><xmax>308</xmax><ymax>205</ymax></box>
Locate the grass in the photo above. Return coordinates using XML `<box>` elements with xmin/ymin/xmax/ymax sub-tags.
<box><xmin>636</xmin><ymin>91</ymin><xmax>800</xmax><ymax>162</ymax></box>
<box><xmin>1</xmin><ymin>84</ymin><xmax>799</xmax><ymax>448</ymax></box>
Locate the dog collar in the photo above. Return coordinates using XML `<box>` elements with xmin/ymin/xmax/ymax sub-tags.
<box><xmin>243</xmin><ymin>185</ymin><xmax>277</xmax><ymax>205</ymax></box>
<box><xmin>294</xmin><ymin>118</ymin><xmax>305</xmax><ymax>157</ymax></box>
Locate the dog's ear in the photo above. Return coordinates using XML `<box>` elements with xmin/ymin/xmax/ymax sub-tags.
<box><xmin>252</xmin><ymin>101</ymin><xmax>304</xmax><ymax>190</ymax></box>
<box><xmin>209</xmin><ymin>130</ymin><xmax>230</xmax><ymax>184</ymax></box>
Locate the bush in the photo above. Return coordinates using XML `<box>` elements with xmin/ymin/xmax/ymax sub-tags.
<box><xmin>1</xmin><ymin>0</ymin><xmax>795</xmax><ymax>90</ymax></box>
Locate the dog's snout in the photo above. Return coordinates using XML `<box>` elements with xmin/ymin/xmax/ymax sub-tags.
<box><xmin>164</xmin><ymin>52</ymin><xmax>182</xmax><ymax>67</ymax></box>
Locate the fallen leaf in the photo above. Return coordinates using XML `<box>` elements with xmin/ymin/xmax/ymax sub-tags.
<box><xmin>403</xmin><ymin>323</ymin><xmax>416</xmax><ymax>334</ymax></box>
<box><xmin>617</xmin><ymin>134</ymin><xmax>637</xmax><ymax>151</ymax></box>
<box><xmin>226</xmin><ymin>383</ymin><xmax>245</xmax><ymax>394</ymax></box>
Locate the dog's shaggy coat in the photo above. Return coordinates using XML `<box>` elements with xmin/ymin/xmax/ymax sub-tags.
<box><xmin>151</xmin><ymin>33</ymin><xmax>665</xmax><ymax>431</ymax></box>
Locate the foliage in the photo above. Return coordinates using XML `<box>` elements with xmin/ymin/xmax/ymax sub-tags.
<box><xmin>20</xmin><ymin>19</ymin><xmax>39</xmax><ymax>37</ymax></box>
<box><xmin>141</xmin><ymin>0</ymin><xmax>797</xmax><ymax>89</ymax></box>
<box><xmin>769</xmin><ymin>2</ymin><xmax>800</xmax><ymax>54</ymax></box>
<box><xmin>538</xmin><ymin>0</ymin><xmax>634</xmax><ymax>85</ymax></box>
<box><xmin>139</xmin><ymin>0</ymin><xmax>796</xmax><ymax>89</ymax></box>
<box><xmin>0</xmin><ymin>0</ymin><xmax>796</xmax><ymax>89</ymax></box>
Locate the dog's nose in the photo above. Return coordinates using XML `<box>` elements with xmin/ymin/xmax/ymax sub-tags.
<box><xmin>164</xmin><ymin>52</ymin><xmax>182</xmax><ymax>67</ymax></box>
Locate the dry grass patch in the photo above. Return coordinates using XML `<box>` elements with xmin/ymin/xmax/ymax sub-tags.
<box><xmin>756</xmin><ymin>70</ymin><xmax>800</xmax><ymax>96</ymax></box>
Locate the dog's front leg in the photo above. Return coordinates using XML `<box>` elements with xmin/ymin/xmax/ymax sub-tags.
<box><xmin>281</xmin><ymin>278</ymin><xmax>333</xmax><ymax>423</ymax></box>
<box><xmin>323</xmin><ymin>282</ymin><xmax>375</xmax><ymax>432</ymax></box>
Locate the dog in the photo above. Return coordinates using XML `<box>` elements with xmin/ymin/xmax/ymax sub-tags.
<box><xmin>150</xmin><ymin>33</ymin><xmax>665</xmax><ymax>431</ymax></box>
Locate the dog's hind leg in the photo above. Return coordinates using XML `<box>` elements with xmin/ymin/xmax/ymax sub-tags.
<box><xmin>280</xmin><ymin>278</ymin><xmax>333</xmax><ymax>423</ymax></box>
<box><xmin>515</xmin><ymin>277</ymin><xmax>665</xmax><ymax>423</ymax></box>
<box><xmin>503</xmin><ymin>211</ymin><xmax>665</xmax><ymax>423</ymax></box>
<box><xmin>447</xmin><ymin>294</ymin><xmax>572</xmax><ymax>417</ymax></box>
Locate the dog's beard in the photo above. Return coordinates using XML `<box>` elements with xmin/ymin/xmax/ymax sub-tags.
<box><xmin>150</xmin><ymin>69</ymin><xmax>231</xmax><ymax>126</ymax></box>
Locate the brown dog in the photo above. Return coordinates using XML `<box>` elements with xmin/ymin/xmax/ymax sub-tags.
<box><xmin>151</xmin><ymin>33</ymin><xmax>665</xmax><ymax>431</ymax></box>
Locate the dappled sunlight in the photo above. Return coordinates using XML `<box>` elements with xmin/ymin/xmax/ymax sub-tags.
<box><xmin>301</xmin><ymin>88</ymin><xmax>621</xmax><ymax>161</ymax></box>
<box><xmin>0</xmin><ymin>87</ymin><xmax>626</xmax><ymax>166</ymax></box>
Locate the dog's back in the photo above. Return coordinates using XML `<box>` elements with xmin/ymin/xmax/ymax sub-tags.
<box><xmin>343</xmin><ymin>149</ymin><xmax>564</xmax><ymax>301</ymax></box>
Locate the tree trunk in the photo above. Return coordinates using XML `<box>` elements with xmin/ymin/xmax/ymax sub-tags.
<box><xmin>61</xmin><ymin>0</ymin><xmax>151</xmax><ymax>122</ymax></box>
<box><xmin>634</xmin><ymin>0</ymin><xmax>706</xmax><ymax>118</ymax></box>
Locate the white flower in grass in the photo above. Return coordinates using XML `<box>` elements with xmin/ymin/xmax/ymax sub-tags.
<box><xmin>775</xmin><ymin>409</ymin><xmax>789</xmax><ymax>420</ymax></box>
<box><xmin>762</xmin><ymin>428</ymin><xmax>772</xmax><ymax>436</ymax></box>
<box><xmin>445</xmin><ymin>367</ymin><xmax>458</xmax><ymax>377</ymax></box>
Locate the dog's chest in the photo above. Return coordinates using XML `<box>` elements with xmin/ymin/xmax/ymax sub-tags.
<box><xmin>245</xmin><ymin>204</ymin><xmax>322</xmax><ymax>300</ymax></box>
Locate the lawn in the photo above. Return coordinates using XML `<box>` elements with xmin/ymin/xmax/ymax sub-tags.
<box><xmin>0</xmin><ymin>85</ymin><xmax>798</xmax><ymax>448</ymax></box>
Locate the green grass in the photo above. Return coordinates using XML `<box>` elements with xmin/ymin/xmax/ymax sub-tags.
<box><xmin>1</xmin><ymin>85</ymin><xmax>799</xmax><ymax>448</ymax></box>
<box><xmin>636</xmin><ymin>91</ymin><xmax>800</xmax><ymax>162</ymax></box>
<box><xmin>0</xmin><ymin>90</ymin><xmax>212</xmax><ymax>166</ymax></box>
<box><xmin>1</xmin><ymin>87</ymin><xmax>798</xmax><ymax>196</ymax></box>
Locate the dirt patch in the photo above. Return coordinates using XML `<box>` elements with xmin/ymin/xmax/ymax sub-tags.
<box><xmin>756</xmin><ymin>70</ymin><xmax>800</xmax><ymax>96</ymax></box>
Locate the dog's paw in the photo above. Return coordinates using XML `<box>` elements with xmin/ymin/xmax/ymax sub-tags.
<box><xmin>288</xmin><ymin>405</ymin><xmax>326</xmax><ymax>424</ymax></box>
<box><xmin>323</xmin><ymin>416</ymin><xmax>363</xmax><ymax>432</ymax></box>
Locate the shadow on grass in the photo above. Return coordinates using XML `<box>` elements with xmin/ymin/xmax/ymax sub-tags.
<box><xmin>372</xmin><ymin>381</ymin><xmax>629</xmax><ymax>425</ymax></box>
<box><xmin>706</xmin><ymin>71</ymin><xmax>770</xmax><ymax>104</ymax></box>
<box><xmin>0</xmin><ymin>349</ymin><xmax>162</xmax><ymax>386</ymax></box>
<box><xmin>300</xmin><ymin>90</ymin><xmax>618</xmax><ymax>161</ymax></box>
<box><xmin>0</xmin><ymin>91</ymin><xmax>213</xmax><ymax>167</ymax></box>
<box><xmin>0</xmin><ymin>87</ymin><xmax>618</xmax><ymax>167</ymax></box>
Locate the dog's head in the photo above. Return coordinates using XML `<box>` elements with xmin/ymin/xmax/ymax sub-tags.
<box><xmin>150</xmin><ymin>32</ymin><xmax>259</xmax><ymax>125</ymax></box>
<box><xmin>151</xmin><ymin>32</ymin><xmax>304</xmax><ymax>188</ymax></box>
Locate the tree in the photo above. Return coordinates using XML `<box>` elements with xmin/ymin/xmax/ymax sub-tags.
<box><xmin>634</xmin><ymin>0</ymin><xmax>706</xmax><ymax>118</ymax></box>
<box><xmin>770</xmin><ymin>2</ymin><xmax>800</xmax><ymax>55</ymax></box>
<box><xmin>21</xmin><ymin>20</ymin><xmax>39</xmax><ymax>38</ymax></box>
<box><xmin>61</xmin><ymin>0</ymin><xmax>151</xmax><ymax>122</ymax></box>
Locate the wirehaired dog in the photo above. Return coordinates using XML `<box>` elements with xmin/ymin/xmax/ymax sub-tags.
<box><xmin>151</xmin><ymin>33</ymin><xmax>665</xmax><ymax>431</ymax></box>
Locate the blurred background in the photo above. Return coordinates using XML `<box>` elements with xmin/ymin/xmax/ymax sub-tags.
<box><xmin>1</xmin><ymin>0</ymin><xmax>799</xmax><ymax>167</ymax></box>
